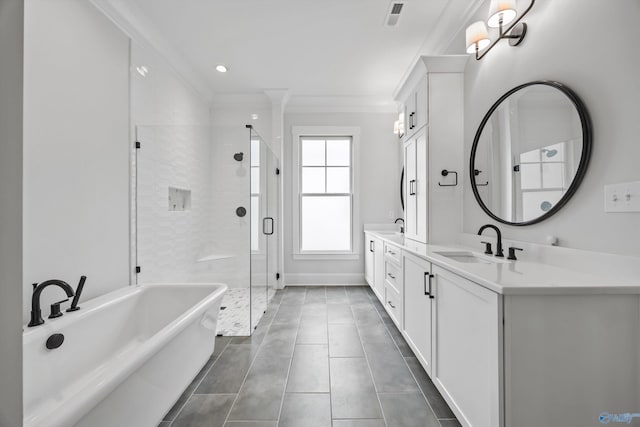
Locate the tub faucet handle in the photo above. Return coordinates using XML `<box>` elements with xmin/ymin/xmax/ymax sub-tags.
<box><xmin>49</xmin><ymin>299</ymin><xmax>69</xmax><ymax>319</ymax></box>
<box><xmin>67</xmin><ymin>275</ymin><xmax>86</xmax><ymax>312</ymax></box>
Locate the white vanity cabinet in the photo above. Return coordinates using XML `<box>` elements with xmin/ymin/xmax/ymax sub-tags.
<box><xmin>403</xmin><ymin>252</ymin><xmax>434</xmax><ymax>375</ymax></box>
<box><xmin>364</xmin><ymin>233</ymin><xmax>375</xmax><ymax>286</ymax></box>
<box><xmin>364</xmin><ymin>233</ymin><xmax>384</xmax><ymax>300</ymax></box>
<box><xmin>404</xmin><ymin>128</ymin><xmax>428</xmax><ymax>243</ymax></box>
<box><xmin>383</xmin><ymin>242</ymin><xmax>403</xmax><ymax>329</ymax></box>
<box><xmin>431</xmin><ymin>265</ymin><xmax>502</xmax><ymax>427</ymax></box>
<box><xmin>402</xmin><ymin>77</ymin><xmax>427</xmax><ymax>141</ymax></box>
<box><xmin>403</xmin><ymin>256</ymin><xmax>502</xmax><ymax>427</ymax></box>
<box><xmin>397</xmin><ymin>56</ymin><xmax>466</xmax><ymax>244</ymax></box>
<box><xmin>366</xmin><ymin>230</ymin><xmax>640</xmax><ymax>427</ymax></box>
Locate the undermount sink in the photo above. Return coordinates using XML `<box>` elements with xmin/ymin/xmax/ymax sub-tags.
<box><xmin>434</xmin><ymin>251</ymin><xmax>506</xmax><ymax>264</ymax></box>
<box><xmin>375</xmin><ymin>232</ymin><xmax>404</xmax><ymax>243</ymax></box>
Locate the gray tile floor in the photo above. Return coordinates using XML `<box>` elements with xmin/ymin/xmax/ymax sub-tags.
<box><xmin>160</xmin><ymin>286</ymin><xmax>461</xmax><ymax>427</ymax></box>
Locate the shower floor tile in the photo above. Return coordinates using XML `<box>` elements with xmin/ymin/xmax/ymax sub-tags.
<box><xmin>217</xmin><ymin>287</ymin><xmax>275</xmax><ymax>336</ymax></box>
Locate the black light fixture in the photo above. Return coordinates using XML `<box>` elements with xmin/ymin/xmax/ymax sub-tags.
<box><xmin>466</xmin><ymin>0</ymin><xmax>535</xmax><ymax>60</ymax></box>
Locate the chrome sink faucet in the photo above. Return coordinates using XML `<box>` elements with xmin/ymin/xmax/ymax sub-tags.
<box><xmin>394</xmin><ymin>218</ymin><xmax>405</xmax><ymax>234</ymax></box>
<box><xmin>478</xmin><ymin>224</ymin><xmax>504</xmax><ymax>257</ymax></box>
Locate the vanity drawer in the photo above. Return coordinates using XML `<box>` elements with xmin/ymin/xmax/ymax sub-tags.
<box><xmin>385</xmin><ymin>261</ymin><xmax>402</xmax><ymax>292</ymax></box>
<box><xmin>384</xmin><ymin>243</ymin><xmax>402</xmax><ymax>265</ymax></box>
<box><xmin>385</xmin><ymin>283</ymin><xmax>403</xmax><ymax>329</ymax></box>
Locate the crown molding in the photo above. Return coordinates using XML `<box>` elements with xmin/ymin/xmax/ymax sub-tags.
<box><xmin>285</xmin><ymin>95</ymin><xmax>397</xmax><ymax>114</ymax></box>
<box><xmin>90</xmin><ymin>0</ymin><xmax>213</xmax><ymax>103</ymax></box>
<box><xmin>210</xmin><ymin>93</ymin><xmax>271</xmax><ymax>109</ymax></box>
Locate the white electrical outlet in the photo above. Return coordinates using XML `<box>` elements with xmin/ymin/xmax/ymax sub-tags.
<box><xmin>388</xmin><ymin>210</ymin><xmax>395</xmax><ymax>219</ymax></box>
<box><xmin>604</xmin><ymin>181</ymin><xmax>640</xmax><ymax>212</ymax></box>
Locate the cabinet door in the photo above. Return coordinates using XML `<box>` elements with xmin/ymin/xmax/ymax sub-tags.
<box><xmin>432</xmin><ymin>265</ymin><xmax>502</xmax><ymax>427</ymax></box>
<box><xmin>415</xmin><ymin>128</ymin><xmax>428</xmax><ymax>243</ymax></box>
<box><xmin>414</xmin><ymin>77</ymin><xmax>428</xmax><ymax>130</ymax></box>
<box><xmin>403</xmin><ymin>91</ymin><xmax>417</xmax><ymax>139</ymax></box>
<box><xmin>364</xmin><ymin>235</ymin><xmax>375</xmax><ymax>287</ymax></box>
<box><xmin>373</xmin><ymin>238</ymin><xmax>385</xmax><ymax>300</ymax></box>
<box><xmin>404</xmin><ymin>139</ymin><xmax>417</xmax><ymax>241</ymax></box>
<box><xmin>403</xmin><ymin>253</ymin><xmax>433</xmax><ymax>375</ymax></box>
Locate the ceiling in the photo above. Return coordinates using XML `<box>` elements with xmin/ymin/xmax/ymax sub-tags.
<box><xmin>100</xmin><ymin>0</ymin><xmax>479</xmax><ymax>104</ymax></box>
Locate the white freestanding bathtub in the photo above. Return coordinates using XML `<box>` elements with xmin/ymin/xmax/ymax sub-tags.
<box><xmin>23</xmin><ymin>283</ymin><xmax>227</xmax><ymax>427</ymax></box>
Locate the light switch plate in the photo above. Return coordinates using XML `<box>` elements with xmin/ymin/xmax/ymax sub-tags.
<box><xmin>604</xmin><ymin>181</ymin><xmax>640</xmax><ymax>213</ymax></box>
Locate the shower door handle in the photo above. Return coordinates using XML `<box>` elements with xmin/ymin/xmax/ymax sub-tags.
<box><xmin>263</xmin><ymin>217</ymin><xmax>274</xmax><ymax>235</ymax></box>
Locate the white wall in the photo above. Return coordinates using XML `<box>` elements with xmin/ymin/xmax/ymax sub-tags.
<box><xmin>23</xmin><ymin>0</ymin><xmax>130</xmax><ymax>322</ymax></box>
<box><xmin>283</xmin><ymin>112</ymin><xmax>401</xmax><ymax>284</ymax></box>
<box><xmin>0</xmin><ymin>0</ymin><xmax>24</xmax><ymax>423</ymax></box>
<box><xmin>131</xmin><ymin>42</ymin><xmax>214</xmax><ymax>284</ymax></box>
<box><xmin>448</xmin><ymin>0</ymin><xmax>640</xmax><ymax>257</ymax></box>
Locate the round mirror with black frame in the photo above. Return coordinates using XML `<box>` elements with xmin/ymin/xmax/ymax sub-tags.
<box><xmin>470</xmin><ymin>81</ymin><xmax>592</xmax><ymax>226</ymax></box>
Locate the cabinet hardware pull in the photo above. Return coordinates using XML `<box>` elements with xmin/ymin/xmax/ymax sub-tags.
<box><xmin>423</xmin><ymin>272</ymin><xmax>430</xmax><ymax>296</ymax></box>
<box><xmin>388</xmin><ymin>301</ymin><xmax>396</xmax><ymax>309</ymax></box>
<box><xmin>388</xmin><ymin>273</ymin><xmax>396</xmax><ymax>279</ymax></box>
<box><xmin>370</xmin><ymin>241</ymin><xmax>374</xmax><ymax>252</ymax></box>
<box><xmin>428</xmin><ymin>273</ymin><xmax>435</xmax><ymax>299</ymax></box>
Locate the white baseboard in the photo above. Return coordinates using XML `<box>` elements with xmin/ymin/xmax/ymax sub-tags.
<box><xmin>284</xmin><ymin>273</ymin><xmax>366</xmax><ymax>286</ymax></box>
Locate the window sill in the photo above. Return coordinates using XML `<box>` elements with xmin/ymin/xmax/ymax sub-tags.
<box><xmin>293</xmin><ymin>252</ymin><xmax>360</xmax><ymax>261</ymax></box>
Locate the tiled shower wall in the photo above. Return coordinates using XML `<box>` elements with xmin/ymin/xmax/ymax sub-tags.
<box><xmin>136</xmin><ymin>125</ymin><xmax>218</xmax><ymax>283</ymax></box>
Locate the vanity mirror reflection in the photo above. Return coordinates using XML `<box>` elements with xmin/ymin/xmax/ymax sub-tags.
<box><xmin>470</xmin><ymin>81</ymin><xmax>592</xmax><ymax>225</ymax></box>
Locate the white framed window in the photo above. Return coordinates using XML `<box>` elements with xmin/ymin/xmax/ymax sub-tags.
<box><xmin>292</xmin><ymin>126</ymin><xmax>360</xmax><ymax>260</ymax></box>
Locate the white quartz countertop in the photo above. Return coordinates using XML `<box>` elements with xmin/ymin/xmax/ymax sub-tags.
<box><xmin>365</xmin><ymin>230</ymin><xmax>640</xmax><ymax>295</ymax></box>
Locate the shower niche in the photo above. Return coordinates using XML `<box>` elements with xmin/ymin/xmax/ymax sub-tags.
<box><xmin>168</xmin><ymin>187</ymin><xmax>191</xmax><ymax>211</ymax></box>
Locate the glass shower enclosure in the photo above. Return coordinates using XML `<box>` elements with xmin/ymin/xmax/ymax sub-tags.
<box><xmin>249</xmin><ymin>126</ymin><xmax>279</xmax><ymax>332</ymax></box>
<box><xmin>135</xmin><ymin>124</ymin><xmax>279</xmax><ymax>336</ymax></box>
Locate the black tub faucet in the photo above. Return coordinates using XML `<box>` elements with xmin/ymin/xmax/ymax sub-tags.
<box><xmin>394</xmin><ymin>218</ymin><xmax>405</xmax><ymax>234</ymax></box>
<box><xmin>28</xmin><ymin>279</ymin><xmax>75</xmax><ymax>327</ymax></box>
<box><xmin>478</xmin><ymin>224</ymin><xmax>504</xmax><ymax>257</ymax></box>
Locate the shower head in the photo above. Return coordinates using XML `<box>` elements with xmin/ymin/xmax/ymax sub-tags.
<box><xmin>541</xmin><ymin>148</ymin><xmax>558</xmax><ymax>158</ymax></box>
<box><xmin>233</xmin><ymin>152</ymin><xmax>244</xmax><ymax>162</ymax></box>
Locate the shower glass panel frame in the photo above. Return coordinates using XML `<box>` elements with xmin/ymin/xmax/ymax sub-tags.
<box><xmin>134</xmin><ymin>124</ymin><xmax>278</xmax><ymax>337</ymax></box>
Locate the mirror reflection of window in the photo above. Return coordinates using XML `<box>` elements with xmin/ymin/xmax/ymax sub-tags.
<box><xmin>517</xmin><ymin>141</ymin><xmax>575</xmax><ymax>220</ymax></box>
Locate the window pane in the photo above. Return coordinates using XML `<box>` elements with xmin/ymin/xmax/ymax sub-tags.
<box><xmin>326</xmin><ymin>167</ymin><xmax>350</xmax><ymax>193</ymax></box>
<box><xmin>541</xmin><ymin>143</ymin><xmax>564</xmax><ymax>162</ymax></box>
<box><xmin>251</xmin><ymin>139</ymin><xmax>260</xmax><ymax>167</ymax></box>
<box><xmin>541</xmin><ymin>163</ymin><xmax>564</xmax><ymax>188</ymax></box>
<box><xmin>302</xmin><ymin>167</ymin><xmax>325</xmax><ymax>193</ymax></box>
<box><xmin>301</xmin><ymin>196</ymin><xmax>351</xmax><ymax>251</ymax></box>
<box><xmin>251</xmin><ymin>167</ymin><xmax>260</xmax><ymax>194</ymax></box>
<box><xmin>326</xmin><ymin>139</ymin><xmax>350</xmax><ymax>166</ymax></box>
<box><xmin>519</xmin><ymin>163</ymin><xmax>541</xmax><ymax>189</ymax></box>
<box><xmin>519</xmin><ymin>148</ymin><xmax>540</xmax><ymax>163</ymax></box>
<box><xmin>251</xmin><ymin>195</ymin><xmax>259</xmax><ymax>251</ymax></box>
<box><xmin>302</xmin><ymin>139</ymin><xmax>325</xmax><ymax>166</ymax></box>
<box><xmin>522</xmin><ymin>190</ymin><xmax>563</xmax><ymax>222</ymax></box>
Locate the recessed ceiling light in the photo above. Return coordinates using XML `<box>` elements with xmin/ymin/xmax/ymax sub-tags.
<box><xmin>216</xmin><ymin>65</ymin><xmax>228</xmax><ymax>73</ymax></box>
<box><xmin>251</xmin><ymin>114</ymin><xmax>259</xmax><ymax>120</ymax></box>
